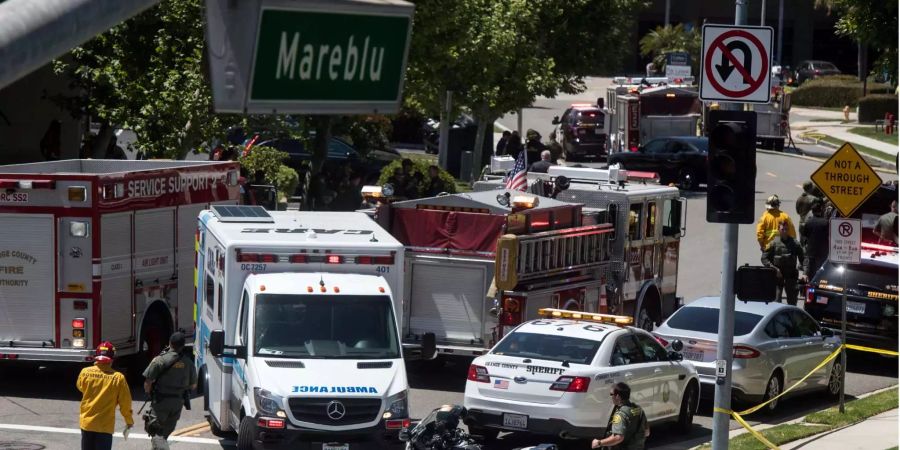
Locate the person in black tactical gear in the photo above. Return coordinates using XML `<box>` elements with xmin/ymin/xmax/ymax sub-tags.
<box><xmin>592</xmin><ymin>382</ymin><xmax>648</xmax><ymax>449</ymax></box>
<box><xmin>762</xmin><ymin>220</ymin><xmax>806</xmax><ymax>304</ymax></box>
<box><xmin>800</xmin><ymin>198</ymin><xmax>829</xmax><ymax>280</ymax></box>
<box><xmin>143</xmin><ymin>332</ymin><xmax>197</xmax><ymax>449</ymax></box>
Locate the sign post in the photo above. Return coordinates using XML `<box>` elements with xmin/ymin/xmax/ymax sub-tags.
<box><xmin>700</xmin><ymin>24</ymin><xmax>774</xmax><ymax>104</ymax></box>
<box><xmin>205</xmin><ymin>0</ymin><xmax>414</xmax><ymax>114</ymax></box>
<box><xmin>828</xmin><ymin>217</ymin><xmax>861</xmax><ymax>413</ymax></box>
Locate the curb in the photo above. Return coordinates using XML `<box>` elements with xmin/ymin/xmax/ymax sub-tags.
<box><xmin>690</xmin><ymin>384</ymin><xmax>899</xmax><ymax>449</ymax></box>
<box><xmin>760</xmin><ymin>146</ymin><xmax>897</xmax><ymax>175</ymax></box>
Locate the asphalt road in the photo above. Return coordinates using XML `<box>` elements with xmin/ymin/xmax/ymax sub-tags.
<box><xmin>0</xmin><ymin>79</ymin><xmax>895</xmax><ymax>450</ymax></box>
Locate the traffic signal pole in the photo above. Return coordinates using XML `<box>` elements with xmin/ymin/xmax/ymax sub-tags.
<box><xmin>711</xmin><ymin>1</ymin><xmax>749</xmax><ymax>449</ymax></box>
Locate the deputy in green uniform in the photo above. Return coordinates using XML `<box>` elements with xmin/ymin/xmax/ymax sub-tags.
<box><xmin>143</xmin><ymin>332</ymin><xmax>196</xmax><ymax>448</ymax></box>
<box><xmin>592</xmin><ymin>382</ymin><xmax>648</xmax><ymax>450</ymax></box>
<box><xmin>762</xmin><ymin>220</ymin><xmax>806</xmax><ymax>304</ymax></box>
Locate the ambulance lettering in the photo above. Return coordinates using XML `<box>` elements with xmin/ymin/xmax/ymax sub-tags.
<box><xmin>291</xmin><ymin>385</ymin><xmax>378</xmax><ymax>394</ymax></box>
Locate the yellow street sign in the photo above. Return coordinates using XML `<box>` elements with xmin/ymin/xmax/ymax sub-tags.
<box><xmin>810</xmin><ymin>143</ymin><xmax>883</xmax><ymax>217</ymax></box>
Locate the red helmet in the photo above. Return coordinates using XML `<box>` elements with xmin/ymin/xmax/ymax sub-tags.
<box><xmin>94</xmin><ymin>341</ymin><xmax>116</xmax><ymax>363</ymax></box>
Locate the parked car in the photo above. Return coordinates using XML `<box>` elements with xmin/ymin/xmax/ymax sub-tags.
<box><xmin>551</xmin><ymin>103</ymin><xmax>610</xmax><ymax>161</ymax></box>
<box><xmin>654</xmin><ymin>297</ymin><xmax>842</xmax><ymax>412</ymax></box>
<box><xmin>771</xmin><ymin>65</ymin><xmax>794</xmax><ymax>86</ymax></box>
<box><xmin>607</xmin><ymin>136</ymin><xmax>708</xmax><ymax>190</ymax></box>
<box><xmin>804</xmin><ymin>244</ymin><xmax>898</xmax><ymax>350</ymax></box>
<box><xmin>255</xmin><ymin>137</ymin><xmax>401</xmax><ymax>184</ymax></box>
<box><xmin>794</xmin><ymin>60</ymin><xmax>841</xmax><ymax>85</ymax></box>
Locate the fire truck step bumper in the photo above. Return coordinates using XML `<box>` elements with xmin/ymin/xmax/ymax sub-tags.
<box><xmin>0</xmin><ymin>347</ymin><xmax>95</xmax><ymax>363</ymax></box>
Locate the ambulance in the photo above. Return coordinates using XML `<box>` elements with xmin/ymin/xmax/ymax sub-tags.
<box><xmin>195</xmin><ymin>206</ymin><xmax>417</xmax><ymax>450</ymax></box>
<box><xmin>0</xmin><ymin>159</ymin><xmax>239</xmax><ymax>365</ymax></box>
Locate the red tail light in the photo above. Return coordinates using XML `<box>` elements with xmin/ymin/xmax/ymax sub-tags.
<box><xmin>386</xmin><ymin>418</ymin><xmax>411</xmax><ymax>429</ymax></box>
<box><xmin>629</xmin><ymin>145</ymin><xmax>638</xmax><ymax>152</ymax></box>
<box><xmin>733</xmin><ymin>345</ymin><xmax>761</xmax><ymax>359</ymax></box>
<box><xmin>289</xmin><ymin>254</ymin><xmax>308</xmax><ymax>263</ymax></box>
<box><xmin>355</xmin><ymin>255</ymin><xmax>395</xmax><ymax>265</ymax></box>
<box><xmin>806</xmin><ymin>287</ymin><xmax>815</xmax><ymax>304</ymax></box>
<box><xmin>550</xmin><ymin>376</ymin><xmax>591</xmax><ymax>392</ymax></box>
<box><xmin>654</xmin><ymin>335</ymin><xmax>669</xmax><ymax>348</ymax></box>
<box><xmin>237</xmin><ymin>252</ymin><xmax>258</xmax><ymax>262</ymax></box>
<box><xmin>467</xmin><ymin>365</ymin><xmax>491</xmax><ymax>383</ymax></box>
<box><xmin>814</xmin><ymin>69</ymin><xmax>821</xmax><ymax>74</ymax></box>
<box><xmin>326</xmin><ymin>255</ymin><xmax>343</xmax><ymax>264</ymax></box>
<box><xmin>72</xmin><ymin>319</ymin><xmax>85</xmax><ymax>329</ymax></box>
<box><xmin>259</xmin><ymin>254</ymin><xmax>278</xmax><ymax>263</ymax></box>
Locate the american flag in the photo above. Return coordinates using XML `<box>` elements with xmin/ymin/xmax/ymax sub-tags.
<box><xmin>494</xmin><ymin>379</ymin><xmax>509</xmax><ymax>390</ymax></box>
<box><xmin>504</xmin><ymin>150</ymin><xmax>528</xmax><ymax>191</ymax></box>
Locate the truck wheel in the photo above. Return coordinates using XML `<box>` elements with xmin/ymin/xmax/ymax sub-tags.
<box><xmin>677</xmin><ymin>168</ymin><xmax>697</xmax><ymax>191</ymax></box>
<box><xmin>236</xmin><ymin>416</ymin><xmax>256</xmax><ymax>450</ymax></box>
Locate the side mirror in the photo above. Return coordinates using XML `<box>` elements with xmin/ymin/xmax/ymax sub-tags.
<box><xmin>209</xmin><ymin>330</ymin><xmax>225</xmax><ymax>357</ymax></box>
<box><xmin>670</xmin><ymin>339</ymin><xmax>684</xmax><ymax>352</ymax></box>
<box><xmin>421</xmin><ymin>332</ymin><xmax>437</xmax><ymax>360</ymax></box>
<box><xmin>668</xmin><ymin>351</ymin><xmax>683</xmax><ymax>362</ymax></box>
<box><xmin>551</xmin><ymin>116</ymin><xmax>560</xmax><ymax>125</ymax></box>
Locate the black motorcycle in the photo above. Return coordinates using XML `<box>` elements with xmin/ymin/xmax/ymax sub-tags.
<box><xmin>400</xmin><ymin>405</ymin><xmax>558</xmax><ymax>450</ymax></box>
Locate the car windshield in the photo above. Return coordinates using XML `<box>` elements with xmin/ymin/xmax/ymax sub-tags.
<box><xmin>679</xmin><ymin>138</ymin><xmax>708</xmax><ymax>152</ymax></box>
<box><xmin>665</xmin><ymin>306</ymin><xmax>763</xmax><ymax>336</ymax></box>
<box><xmin>816</xmin><ymin>263</ymin><xmax>898</xmax><ymax>293</ymax></box>
<box><xmin>575</xmin><ymin>110</ymin><xmax>604</xmax><ymax>125</ymax></box>
<box><xmin>491</xmin><ymin>332</ymin><xmax>600</xmax><ymax>364</ymax></box>
<box><xmin>254</xmin><ymin>294</ymin><xmax>400</xmax><ymax>359</ymax></box>
<box><xmin>813</xmin><ymin>62</ymin><xmax>838</xmax><ymax>70</ymax></box>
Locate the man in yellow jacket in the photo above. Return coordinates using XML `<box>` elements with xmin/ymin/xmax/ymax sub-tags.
<box><xmin>76</xmin><ymin>341</ymin><xmax>134</xmax><ymax>450</ymax></box>
<box><xmin>756</xmin><ymin>194</ymin><xmax>796</xmax><ymax>251</ymax></box>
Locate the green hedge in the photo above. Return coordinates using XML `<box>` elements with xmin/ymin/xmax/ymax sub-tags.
<box><xmin>858</xmin><ymin>94</ymin><xmax>900</xmax><ymax>123</ymax></box>
<box><xmin>791</xmin><ymin>76</ymin><xmax>893</xmax><ymax>108</ymax></box>
<box><xmin>376</xmin><ymin>158</ymin><xmax>458</xmax><ymax>197</ymax></box>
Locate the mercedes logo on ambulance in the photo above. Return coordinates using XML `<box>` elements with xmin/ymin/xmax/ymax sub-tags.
<box><xmin>326</xmin><ymin>401</ymin><xmax>346</xmax><ymax>420</ymax></box>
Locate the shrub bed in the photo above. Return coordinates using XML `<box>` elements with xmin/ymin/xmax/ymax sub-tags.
<box><xmin>791</xmin><ymin>76</ymin><xmax>893</xmax><ymax>108</ymax></box>
<box><xmin>857</xmin><ymin>94</ymin><xmax>900</xmax><ymax>123</ymax></box>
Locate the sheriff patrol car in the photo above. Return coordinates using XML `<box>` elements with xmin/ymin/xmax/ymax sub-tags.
<box><xmin>462</xmin><ymin>309</ymin><xmax>699</xmax><ymax>440</ymax></box>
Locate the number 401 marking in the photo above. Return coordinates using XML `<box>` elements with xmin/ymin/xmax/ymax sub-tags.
<box><xmin>375</xmin><ymin>266</ymin><xmax>390</xmax><ymax>273</ymax></box>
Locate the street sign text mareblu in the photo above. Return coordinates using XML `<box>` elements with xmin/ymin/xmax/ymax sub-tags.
<box><xmin>810</xmin><ymin>142</ymin><xmax>883</xmax><ymax>217</ymax></box>
<box><xmin>250</xmin><ymin>8</ymin><xmax>411</xmax><ymax>106</ymax></box>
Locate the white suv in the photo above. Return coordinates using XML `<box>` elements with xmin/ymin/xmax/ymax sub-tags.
<box><xmin>463</xmin><ymin>309</ymin><xmax>699</xmax><ymax>441</ymax></box>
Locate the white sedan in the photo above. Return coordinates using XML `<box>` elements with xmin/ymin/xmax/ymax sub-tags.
<box><xmin>462</xmin><ymin>309</ymin><xmax>699</xmax><ymax>441</ymax></box>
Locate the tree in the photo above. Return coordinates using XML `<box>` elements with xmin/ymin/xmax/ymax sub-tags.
<box><xmin>816</xmin><ymin>0</ymin><xmax>898</xmax><ymax>86</ymax></box>
<box><xmin>639</xmin><ymin>24</ymin><xmax>701</xmax><ymax>75</ymax></box>
<box><xmin>405</xmin><ymin>0</ymin><xmax>644</xmax><ymax>179</ymax></box>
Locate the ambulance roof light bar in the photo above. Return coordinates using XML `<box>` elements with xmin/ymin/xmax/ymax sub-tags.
<box><xmin>538</xmin><ymin>308</ymin><xmax>634</xmax><ymax>326</ymax></box>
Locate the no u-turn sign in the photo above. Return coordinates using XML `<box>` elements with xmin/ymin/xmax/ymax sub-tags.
<box><xmin>700</xmin><ymin>25</ymin><xmax>774</xmax><ymax>103</ymax></box>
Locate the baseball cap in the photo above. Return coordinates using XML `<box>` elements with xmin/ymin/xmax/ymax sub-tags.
<box><xmin>95</xmin><ymin>341</ymin><xmax>116</xmax><ymax>363</ymax></box>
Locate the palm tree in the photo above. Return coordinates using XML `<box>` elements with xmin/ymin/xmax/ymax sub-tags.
<box><xmin>639</xmin><ymin>24</ymin><xmax>701</xmax><ymax>75</ymax></box>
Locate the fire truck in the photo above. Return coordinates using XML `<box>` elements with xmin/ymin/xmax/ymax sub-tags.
<box><xmin>0</xmin><ymin>160</ymin><xmax>239</xmax><ymax>365</ymax></box>
<box><xmin>475</xmin><ymin>164</ymin><xmax>686</xmax><ymax>332</ymax></box>
<box><xmin>367</xmin><ymin>190</ymin><xmax>614</xmax><ymax>358</ymax></box>
<box><xmin>606</xmin><ymin>77</ymin><xmax>701</xmax><ymax>153</ymax></box>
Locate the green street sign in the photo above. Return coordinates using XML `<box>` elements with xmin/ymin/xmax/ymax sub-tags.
<box><xmin>205</xmin><ymin>0</ymin><xmax>414</xmax><ymax>114</ymax></box>
<box><xmin>249</xmin><ymin>7</ymin><xmax>412</xmax><ymax>113</ymax></box>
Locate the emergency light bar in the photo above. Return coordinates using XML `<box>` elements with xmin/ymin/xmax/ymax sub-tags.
<box><xmin>544</xmin><ymin>165</ymin><xmax>659</xmax><ymax>185</ymax></box>
<box><xmin>538</xmin><ymin>308</ymin><xmax>633</xmax><ymax>325</ymax></box>
<box><xmin>0</xmin><ymin>179</ymin><xmax>56</xmax><ymax>189</ymax></box>
<box><xmin>861</xmin><ymin>242</ymin><xmax>898</xmax><ymax>253</ymax></box>
<box><xmin>237</xmin><ymin>251</ymin><xmax>394</xmax><ymax>265</ymax></box>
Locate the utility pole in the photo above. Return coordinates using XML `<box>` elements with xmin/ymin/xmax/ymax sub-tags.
<box><xmin>711</xmin><ymin>1</ymin><xmax>748</xmax><ymax>449</ymax></box>
<box><xmin>760</xmin><ymin>0</ymin><xmax>766</xmax><ymax>26</ymax></box>
<box><xmin>777</xmin><ymin>0</ymin><xmax>784</xmax><ymax>64</ymax></box>
<box><xmin>665</xmin><ymin>0</ymin><xmax>671</xmax><ymax>26</ymax></box>
<box><xmin>438</xmin><ymin>90</ymin><xmax>453</xmax><ymax>169</ymax></box>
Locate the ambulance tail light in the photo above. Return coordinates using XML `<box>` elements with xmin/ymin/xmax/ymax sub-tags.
<box><xmin>72</xmin><ymin>319</ymin><xmax>85</xmax><ymax>329</ymax></box>
<box><xmin>257</xmin><ymin>418</ymin><xmax>285</xmax><ymax>429</ymax></box>
<box><xmin>236</xmin><ymin>252</ymin><xmax>277</xmax><ymax>263</ymax></box>
<box><xmin>499</xmin><ymin>296</ymin><xmax>524</xmax><ymax>326</ymax></box>
<box><xmin>355</xmin><ymin>255</ymin><xmax>395</xmax><ymax>265</ymax></box>
<box><xmin>385</xmin><ymin>418</ymin><xmax>412</xmax><ymax>430</ymax></box>
<box><xmin>550</xmin><ymin>376</ymin><xmax>591</xmax><ymax>392</ymax></box>
<box><xmin>733</xmin><ymin>345</ymin><xmax>761</xmax><ymax>359</ymax></box>
<box><xmin>326</xmin><ymin>255</ymin><xmax>343</xmax><ymax>264</ymax></box>
<box><xmin>259</xmin><ymin>254</ymin><xmax>278</xmax><ymax>263</ymax></box>
<box><xmin>467</xmin><ymin>364</ymin><xmax>491</xmax><ymax>383</ymax></box>
<box><xmin>289</xmin><ymin>254</ymin><xmax>309</xmax><ymax>263</ymax></box>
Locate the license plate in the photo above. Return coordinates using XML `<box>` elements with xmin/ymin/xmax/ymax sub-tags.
<box><xmin>502</xmin><ymin>413</ymin><xmax>528</xmax><ymax>429</ymax></box>
<box><xmin>846</xmin><ymin>300</ymin><xmax>866</xmax><ymax>314</ymax></box>
<box><xmin>683</xmin><ymin>350</ymin><xmax>704</xmax><ymax>361</ymax></box>
<box><xmin>323</xmin><ymin>444</ymin><xmax>348</xmax><ymax>450</ymax></box>
<box><xmin>817</xmin><ymin>295</ymin><xmax>829</xmax><ymax>305</ymax></box>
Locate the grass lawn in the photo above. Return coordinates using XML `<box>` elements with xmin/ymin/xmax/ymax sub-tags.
<box><xmin>698</xmin><ymin>388</ymin><xmax>899</xmax><ymax>450</ymax></box>
<box><xmin>818</xmin><ymin>135</ymin><xmax>895</xmax><ymax>162</ymax></box>
<box><xmin>848</xmin><ymin>126</ymin><xmax>900</xmax><ymax>147</ymax></box>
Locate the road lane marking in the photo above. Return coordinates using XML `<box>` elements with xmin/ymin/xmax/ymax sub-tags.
<box><xmin>0</xmin><ymin>423</ymin><xmax>231</xmax><ymax>445</ymax></box>
<box><xmin>172</xmin><ymin>421</ymin><xmax>211</xmax><ymax>436</ymax></box>
<box><xmin>766</xmin><ymin>171</ymin><xmax>777</xmax><ymax>178</ymax></box>
<box><xmin>795</xmin><ymin>184</ymin><xmax>802</xmax><ymax>189</ymax></box>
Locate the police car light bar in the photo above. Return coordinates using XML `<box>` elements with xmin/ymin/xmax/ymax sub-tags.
<box><xmin>861</xmin><ymin>242</ymin><xmax>898</xmax><ymax>253</ymax></box>
<box><xmin>538</xmin><ymin>308</ymin><xmax>633</xmax><ymax>325</ymax></box>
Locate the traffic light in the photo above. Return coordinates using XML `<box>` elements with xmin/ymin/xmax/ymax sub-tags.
<box><xmin>706</xmin><ymin>110</ymin><xmax>757</xmax><ymax>224</ymax></box>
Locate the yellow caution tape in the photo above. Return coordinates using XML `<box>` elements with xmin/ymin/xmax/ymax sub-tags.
<box><xmin>712</xmin><ymin>343</ymin><xmax>898</xmax><ymax>449</ymax></box>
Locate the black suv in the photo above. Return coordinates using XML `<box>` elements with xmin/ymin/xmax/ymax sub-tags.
<box><xmin>804</xmin><ymin>247</ymin><xmax>898</xmax><ymax>349</ymax></box>
<box><xmin>551</xmin><ymin>104</ymin><xmax>608</xmax><ymax>161</ymax></box>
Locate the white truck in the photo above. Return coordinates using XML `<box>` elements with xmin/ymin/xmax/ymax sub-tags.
<box><xmin>0</xmin><ymin>159</ymin><xmax>239</xmax><ymax>365</ymax></box>
<box><xmin>196</xmin><ymin>206</ymin><xmax>420</xmax><ymax>450</ymax></box>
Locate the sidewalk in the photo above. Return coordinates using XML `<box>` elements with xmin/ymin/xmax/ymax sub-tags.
<box><xmin>781</xmin><ymin>408</ymin><xmax>899</xmax><ymax>450</ymax></box>
<box><xmin>790</xmin><ymin>107</ymin><xmax>899</xmax><ymax>160</ymax></box>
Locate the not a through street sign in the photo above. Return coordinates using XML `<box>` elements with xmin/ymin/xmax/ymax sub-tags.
<box><xmin>205</xmin><ymin>0</ymin><xmax>414</xmax><ymax>114</ymax></box>
<box><xmin>810</xmin><ymin>142</ymin><xmax>883</xmax><ymax>217</ymax></box>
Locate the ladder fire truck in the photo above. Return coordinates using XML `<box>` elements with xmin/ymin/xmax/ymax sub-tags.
<box><xmin>475</xmin><ymin>164</ymin><xmax>686</xmax><ymax>332</ymax></box>
<box><xmin>606</xmin><ymin>77</ymin><xmax>701</xmax><ymax>153</ymax></box>
<box><xmin>0</xmin><ymin>160</ymin><xmax>239</xmax><ymax>365</ymax></box>
<box><xmin>367</xmin><ymin>190</ymin><xmax>614</xmax><ymax>358</ymax></box>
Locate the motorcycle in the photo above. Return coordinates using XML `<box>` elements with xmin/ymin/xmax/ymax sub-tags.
<box><xmin>400</xmin><ymin>405</ymin><xmax>558</xmax><ymax>450</ymax></box>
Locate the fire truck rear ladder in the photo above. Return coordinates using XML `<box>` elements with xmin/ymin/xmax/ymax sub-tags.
<box><xmin>516</xmin><ymin>224</ymin><xmax>613</xmax><ymax>281</ymax></box>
